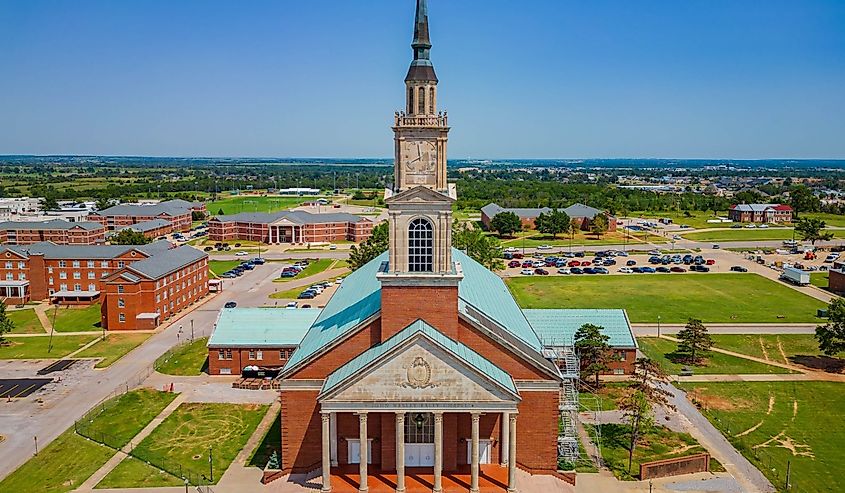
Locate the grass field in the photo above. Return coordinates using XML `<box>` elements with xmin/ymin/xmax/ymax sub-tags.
<box><xmin>578</xmin><ymin>382</ymin><xmax>632</xmax><ymax>411</ymax></box>
<box><xmin>208</xmin><ymin>195</ymin><xmax>323</xmax><ymax>215</ymax></box>
<box><xmin>681</xmin><ymin>382</ymin><xmax>845</xmax><ymax>493</ymax></box>
<box><xmin>506</xmin><ymin>273</ymin><xmax>828</xmax><ymax>323</ymax></box>
<box><xmin>0</xmin><ymin>334</ymin><xmax>99</xmax><ymax>359</ymax></box>
<box><xmin>248</xmin><ymin>411</ymin><xmax>281</xmax><ymax>468</ymax></box>
<box><xmin>637</xmin><ymin>337</ymin><xmax>792</xmax><ymax>375</ymax></box>
<box><xmin>810</xmin><ymin>272</ymin><xmax>828</xmax><ymax>289</ymax></box>
<box><xmin>269</xmin><ymin>286</ymin><xmax>307</xmax><ymax>300</ymax></box>
<box><xmin>803</xmin><ymin>212</ymin><xmax>845</xmax><ymax>228</ymax></box>
<box><xmin>79</xmin><ymin>388</ymin><xmax>179</xmax><ymax>448</ymax></box>
<box><xmin>155</xmin><ymin>337</ymin><xmax>209</xmax><ymax>376</ymax></box>
<box><xmin>498</xmin><ymin>230</ymin><xmax>666</xmax><ymax>248</ymax></box>
<box><xmin>588</xmin><ymin>423</ymin><xmax>719</xmax><ymax>480</ymax></box>
<box><xmin>273</xmin><ymin>258</ymin><xmax>337</xmax><ymax>282</ymax></box>
<box><xmin>51</xmin><ymin>304</ymin><xmax>102</xmax><ymax>332</ymax></box>
<box><xmin>630</xmin><ymin>211</ymin><xmax>733</xmax><ymax>230</ymax></box>
<box><xmin>209</xmin><ymin>260</ymin><xmax>241</xmax><ymax>277</ymax></box>
<box><xmin>99</xmin><ymin>403</ymin><xmax>267</xmax><ymax>487</ymax></box>
<box><xmin>96</xmin><ymin>457</ymin><xmax>183</xmax><ymax>489</ymax></box>
<box><xmin>708</xmin><ymin>334</ymin><xmax>843</xmax><ymax>370</ymax></box>
<box><xmin>0</xmin><ymin>388</ymin><xmax>176</xmax><ymax>493</ymax></box>
<box><xmin>75</xmin><ymin>333</ymin><xmax>152</xmax><ymax>368</ymax></box>
<box><xmin>7</xmin><ymin>308</ymin><xmax>44</xmax><ymax>334</ymax></box>
<box><xmin>682</xmin><ymin>228</ymin><xmax>844</xmax><ymax>242</ymax></box>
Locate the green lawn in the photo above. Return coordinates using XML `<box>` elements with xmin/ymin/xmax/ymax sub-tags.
<box><xmin>810</xmin><ymin>272</ymin><xmax>828</xmax><ymax>289</ymax></box>
<box><xmin>209</xmin><ymin>260</ymin><xmax>241</xmax><ymax>277</ymax></box>
<box><xmin>7</xmin><ymin>308</ymin><xmax>45</xmax><ymax>334</ymax></box>
<box><xmin>506</xmin><ymin>273</ymin><xmax>828</xmax><ymax>323</ymax></box>
<box><xmin>803</xmin><ymin>212</ymin><xmax>845</xmax><ymax>228</ymax></box>
<box><xmin>682</xmin><ymin>228</ymin><xmax>844</xmax><ymax>242</ymax></box>
<box><xmin>273</xmin><ymin>258</ymin><xmax>338</xmax><ymax>282</ymax></box>
<box><xmin>248</xmin><ymin>411</ymin><xmax>281</xmax><ymax>467</ymax></box>
<box><xmin>99</xmin><ymin>403</ymin><xmax>267</xmax><ymax>487</ymax></box>
<box><xmin>75</xmin><ymin>333</ymin><xmax>152</xmax><ymax>368</ymax></box>
<box><xmin>51</xmin><ymin>304</ymin><xmax>102</xmax><ymax>332</ymax></box>
<box><xmin>708</xmin><ymin>334</ymin><xmax>844</xmax><ymax>370</ymax></box>
<box><xmin>578</xmin><ymin>382</ymin><xmax>632</xmax><ymax>411</ymax></box>
<box><xmin>631</xmin><ymin>211</ymin><xmax>733</xmax><ymax>230</ymax></box>
<box><xmin>208</xmin><ymin>195</ymin><xmax>324</xmax><ymax>215</ymax></box>
<box><xmin>498</xmin><ymin>230</ymin><xmax>667</xmax><ymax>248</ymax></box>
<box><xmin>0</xmin><ymin>335</ymin><xmax>98</xmax><ymax>359</ymax></box>
<box><xmin>0</xmin><ymin>388</ymin><xmax>176</xmax><ymax>493</ymax></box>
<box><xmin>681</xmin><ymin>382</ymin><xmax>845</xmax><ymax>493</ymax></box>
<box><xmin>155</xmin><ymin>337</ymin><xmax>209</xmax><ymax>376</ymax></box>
<box><xmin>588</xmin><ymin>423</ymin><xmax>718</xmax><ymax>480</ymax></box>
<box><xmin>77</xmin><ymin>388</ymin><xmax>179</xmax><ymax>449</ymax></box>
<box><xmin>269</xmin><ymin>286</ymin><xmax>307</xmax><ymax>300</ymax></box>
<box><xmin>638</xmin><ymin>337</ymin><xmax>791</xmax><ymax>375</ymax></box>
<box><xmin>96</xmin><ymin>457</ymin><xmax>184</xmax><ymax>489</ymax></box>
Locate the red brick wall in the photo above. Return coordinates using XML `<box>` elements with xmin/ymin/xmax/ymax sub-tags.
<box><xmin>829</xmin><ymin>269</ymin><xmax>845</xmax><ymax>293</ymax></box>
<box><xmin>288</xmin><ymin>320</ymin><xmax>382</xmax><ymax>379</ymax></box>
<box><xmin>207</xmin><ymin>347</ymin><xmax>295</xmax><ymax>375</ymax></box>
<box><xmin>280</xmin><ymin>389</ymin><xmax>321</xmax><ymax>473</ymax></box>
<box><xmin>380</xmin><ymin>285</ymin><xmax>459</xmax><ymax>341</ymax></box>
<box><xmin>514</xmin><ymin>391</ymin><xmax>559</xmax><ymax>473</ymax></box>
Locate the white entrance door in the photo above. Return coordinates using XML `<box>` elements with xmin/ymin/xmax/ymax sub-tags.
<box><xmin>347</xmin><ymin>439</ymin><xmax>372</xmax><ymax>464</ymax></box>
<box><xmin>466</xmin><ymin>439</ymin><xmax>492</xmax><ymax>465</ymax></box>
<box><xmin>405</xmin><ymin>443</ymin><xmax>435</xmax><ymax>467</ymax></box>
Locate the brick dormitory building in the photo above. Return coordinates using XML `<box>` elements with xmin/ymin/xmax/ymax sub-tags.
<box><xmin>481</xmin><ymin>203</ymin><xmax>617</xmax><ymax>232</ymax></box>
<box><xmin>204</xmin><ymin>6</ymin><xmax>636</xmax><ymax>490</ymax></box>
<box><xmin>208</xmin><ymin>211</ymin><xmax>374</xmax><ymax>244</ymax></box>
<box><xmin>0</xmin><ymin>240</ymin><xmax>208</xmax><ymax>330</ymax></box>
<box><xmin>88</xmin><ymin>199</ymin><xmax>206</xmax><ymax>233</ymax></box>
<box><xmin>0</xmin><ymin>219</ymin><xmax>106</xmax><ymax>245</ymax></box>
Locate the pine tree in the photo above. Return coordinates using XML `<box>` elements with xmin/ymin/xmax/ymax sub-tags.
<box><xmin>0</xmin><ymin>301</ymin><xmax>16</xmax><ymax>345</ymax></box>
<box><xmin>574</xmin><ymin>323</ymin><xmax>612</xmax><ymax>388</ymax></box>
<box><xmin>676</xmin><ymin>318</ymin><xmax>713</xmax><ymax>365</ymax></box>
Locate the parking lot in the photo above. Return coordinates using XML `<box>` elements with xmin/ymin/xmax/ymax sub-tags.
<box><xmin>500</xmin><ymin>250</ymin><xmax>741</xmax><ymax>277</ymax></box>
<box><xmin>0</xmin><ymin>378</ymin><xmax>53</xmax><ymax>399</ymax></box>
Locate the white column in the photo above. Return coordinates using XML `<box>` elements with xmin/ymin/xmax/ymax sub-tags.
<box><xmin>358</xmin><ymin>412</ymin><xmax>368</xmax><ymax>493</ymax></box>
<box><xmin>396</xmin><ymin>413</ymin><xmax>406</xmax><ymax>493</ymax></box>
<box><xmin>470</xmin><ymin>413</ymin><xmax>480</xmax><ymax>493</ymax></box>
<box><xmin>507</xmin><ymin>414</ymin><xmax>517</xmax><ymax>493</ymax></box>
<box><xmin>500</xmin><ymin>412</ymin><xmax>510</xmax><ymax>466</ymax></box>
<box><xmin>321</xmin><ymin>413</ymin><xmax>332</xmax><ymax>493</ymax></box>
<box><xmin>433</xmin><ymin>412</ymin><xmax>443</xmax><ymax>493</ymax></box>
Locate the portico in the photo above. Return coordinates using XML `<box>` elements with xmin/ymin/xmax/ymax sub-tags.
<box><xmin>268</xmin><ymin>219</ymin><xmax>306</xmax><ymax>244</ymax></box>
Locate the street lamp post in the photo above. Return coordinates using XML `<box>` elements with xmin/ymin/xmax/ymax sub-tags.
<box><xmin>657</xmin><ymin>315</ymin><xmax>662</xmax><ymax>338</ymax></box>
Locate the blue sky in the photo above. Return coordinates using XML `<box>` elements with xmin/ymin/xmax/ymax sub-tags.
<box><xmin>1</xmin><ymin>0</ymin><xmax>844</xmax><ymax>159</ymax></box>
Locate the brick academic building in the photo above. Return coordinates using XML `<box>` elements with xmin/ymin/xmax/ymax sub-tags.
<box><xmin>0</xmin><ymin>219</ymin><xmax>106</xmax><ymax>245</ymax></box>
<box><xmin>88</xmin><ymin>199</ymin><xmax>204</xmax><ymax>232</ymax></box>
<box><xmin>208</xmin><ymin>211</ymin><xmax>373</xmax><ymax>244</ymax></box>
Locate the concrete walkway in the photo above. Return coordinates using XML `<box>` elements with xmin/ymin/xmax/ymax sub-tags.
<box><xmin>633</xmin><ymin>323</ymin><xmax>817</xmax><ymax>336</ymax></box>
<box><xmin>75</xmin><ymin>393</ymin><xmax>188</xmax><ymax>491</ymax></box>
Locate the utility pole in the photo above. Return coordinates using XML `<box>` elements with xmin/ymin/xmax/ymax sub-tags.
<box><xmin>191</xmin><ymin>319</ymin><xmax>194</xmax><ymax>341</ymax></box>
<box><xmin>208</xmin><ymin>447</ymin><xmax>214</xmax><ymax>482</ymax></box>
<box><xmin>785</xmin><ymin>460</ymin><xmax>791</xmax><ymax>490</ymax></box>
<box><xmin>657</xmin><ymin>315</ymin><xmax>662</xmax><ymax>338</ymax></box>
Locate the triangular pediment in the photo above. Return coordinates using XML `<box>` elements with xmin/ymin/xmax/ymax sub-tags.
<box><xmin>319</xmin><ymin>329</ymin><xmax>518</xmax><ymax>407</ymax></box>
<box><xmin>385</xmin><ymin>186</ymin><xmax>455</xmax><ymax>205</ymax></box>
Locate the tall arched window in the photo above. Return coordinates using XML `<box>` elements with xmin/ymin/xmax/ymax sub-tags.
<box><xmin>408</xmin><ymin>218</ymin><xmax>433</xmax><ymax>272</ymax></box>
<box><xmin>407</xmin><ymin>87</ymin><xmax>415</xmax><ymax>114</ymax></box>
<box><xmin>428</xmin><ymin>87</ymin><xmax>435</xmax><ymax>114</ymax></box>
<box><xmin>418</xmin><ymin>87</ymin><xmax>426</xmax><ymax>115</ymax></box>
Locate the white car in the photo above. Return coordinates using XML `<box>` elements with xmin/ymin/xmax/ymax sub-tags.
<box><xmin>329</xmin><ymin>244</ymin><xmax>338</xmax><ymax>250</ymax></box>
<box><xmin>618</xmin><ymin>267</ymin><xmax>634</xmax><ymax>274</ymax></box>
<box><xmin>745</xmin><ymin>224</ymin><xmax>757</xmax><ymax>228</ymax></box>
<box><xmin>537</xmin><ymin>245</ymin><xmax>553</xmax><ymax>250</ymax></box>
<box><xmin>505</xmin><ymin>247</ymin><xmax>518</xmax><ymax>253</ymax></box>
<box><xmin>759</xmin><ymin>224</ymin><xmax>769</xmax><ymax>229</ymax></box>
<box><xmin>520</xmin><ymin>269</ymin><xmax>534</xmax><ymax>275</ymax></box>
<box><xmin>286</xmin><ymin>302</ymin><xmax>297</xmax><ymax>309</ymax></box>
<box><xmin>235</xmin><ymin>251</ymin><xmax>249</xmax><ymax>256</ymax></box>
<box><xmin>335</xmin><ymin>278</ymin><xmax>344</xmax><ymax>285</ymax></box>
<box><xmin>557</xmin><ymin>268</ymin><xmax>571</xmax><ymax>275</ymax></box>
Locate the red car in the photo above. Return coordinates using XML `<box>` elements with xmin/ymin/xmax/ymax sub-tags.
<box><xmin>581</xmin><ymin>261</ymin><xmax>592</xmax><ymax>267</ymax></box>
<box><xmin>513</xmin><ymin>253</ymin><xmax>524</xmax><ymax>259</ymax></box>
<box><xmin>568</xmin><ymin>260</ymin><xmax>581</xmax><ymax>267</ymax></box>
<box><xmin>705</xmin><ymin>259</ymin><xmax>716</xmax><ymax>265</ymax></box>
<box><xmin>670</xmin><ymin>266</ymin><xmax>687</xmax><ymax>273</ymax></box>
<box><xmin>534</xmin><ymin>268</ymin><xmax>549</xmax><ymax>275</ymax></box>
<box><xmin>522</xmin><ymin>261</ymin><xmax>533</xmax><ymax>268</ymax></box>
<box><xmin>508</xmin><ymin>260</ymin><xmax>521</xmax><ymax>268</ymax></box>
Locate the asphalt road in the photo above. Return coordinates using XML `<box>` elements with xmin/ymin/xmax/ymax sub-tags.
<box><xmin>0</xmin><ymin>263</ymin><xmax>277</xmax><ymax>481</ymax></box>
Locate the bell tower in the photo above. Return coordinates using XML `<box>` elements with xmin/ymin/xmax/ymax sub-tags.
<box><xmin>379</xmin><ymin>0</ymin><xmax>462</xmax><ymax>341</ymax></box>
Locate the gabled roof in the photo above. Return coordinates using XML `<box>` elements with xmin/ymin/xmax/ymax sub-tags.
<box><xmin>730</xmin><ymin>203</ymin><xmax>790</xmax><ymax>213</ymax></box>
<box><xmin>320</xmin><ymin>319</ymin><xmax>517</xmax><ymax>397</ymax></box>
<box><xmin>93</xmin><ymin>200</ymin><xmax>192</xmax><ymax>217</ymax></box>
<box><xmin>282</xmin><ymin>248</ymin><xmax>547</xmax><ymax>376</ymax></box>
<box><xmin>124</xmin><ymin>245</ymin><xmax>206</xmax><ymax>280</ymax></box>
<box><xmin>116</xmin><ymin>218</ymin><xmax>172</xmax><ymax>233</ymax></box>
<box><xmin>20</xmin><ymin>242</ymin><xmax>150</xmax><ymax>260</ymax></box>
<box><xmin>523</xmin><ymin>309</ymin><xmax>637</xmax><ymax>348</ymax></box>
<box><xmin>0</xmin><ymin>219</ymin><xmax>104</xmax><ymax>231</ymax></box>
<box><xmin>210</xmin><ymin>210</ymin><xmax>368</xmax><ymax>225</ymax></box>
<box><xmin>563</xmin><ymin>203</ymin><xmax>604</xmax><ymax>220</ymax></box>
<box><xmin>480</xmin><ymin>203</ymin><xmax>551</xmax><ymax>220</ymax></box>
<box><xmin>385</xmin><ymin>186</ymin><xmax>454</xmax><ymax>205</ymax></box>
<box><xmin>208</xmin><ymin>308</ymin><xmax>321</xmax><ymax>348</ymax></box>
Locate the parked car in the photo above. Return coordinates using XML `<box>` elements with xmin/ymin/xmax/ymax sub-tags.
<box><xmin>705</xmin><ymin>259</ymin><xmax>716</xmax><ymax>265</ymax></box>
<box><xmin>713</xmin><ymin>244</ymin><xmax>720</xmax><ymax>249</ymax></box>
<box><xmin>730</xmin><ymin>265</ymin><xmax>748</xmax><ymax>272</ymax></box>
<box><xmin>603</xmin><ymin>259</ymin><xmax>617</xmax><ymax>266</ymax></box>
<box><xmin>626</xmin><ymin>260</ymin><xmax>637</xmax><ymax>266</ymax></box>
<box><xmin>574</xmin><ymin>251</ymin><xmax>585</xmax><ymax>258</ymax></box>
<box><xmin>252</xmin><ymin>258</ymin><xmax>266</xmax><ymax>265</ymax></box>
<box><xmin>221</xmin><ymin>272</ymin><xmax>236</xmax><ymax>279</ymax></box>
<box><xmin>583</xmin><ymin>267</ymin><xmax>596</xmax><ymax>274</ymax></box>
<box><xmin>534</xmin><ymin>268</ymin><xmax>549</xmax><ymax>275</ymax></box>
<box><xmin>594</xmin><ymin>267</ymin><xmax>609</xmax><ymax>274</ymax></box>
<box><xmin>618</xmin><ymin>267</ymin><xmax>633</xmax><ymax>274</ymax></box>
<box><xmin>224</xmin><ymin>301</ymin><xmax>237</xmax><ymax>308</ymax></box>
<box><xmin>557</xmin><ymin>268</ymin><xmax>571</xmax><ymax>275</ymax></box>
<box><xmin>520</xmin><ymin>269</ymin><xmax>534</xmax><ymax>275</ymax></box>
<box><xmin>640</xmin><ymin>267</ymin><xmax>656</xmax><ymax>273</ymax></box>
<box><xmin>537</xmin><ymin>245</ymin><xmax>553</xmax><ymax>250</ymax></box>
<box><xmin>508</xmin><ymin>260</ymin><xmax>521</xmax><ymax>268</ymax></box>
<box><xmin>286</xmin><ymin>302</ymin><xmax>298</xmax><ymax>309</ymax></box>
<box><xmin>570</xmin><ymin>267</ymin><xmax>583</xmax><ymax>274</ymax></box>
<box><xmin>298</xmin><ymin>291</ymin><xmax>316</xmax><ymax>299</ymax></box>
<box><xmin>235</xmin><ymin>251</ymin><xmax>249</xmax><ymax>256</ymax></box>
<box><xmin>513</xmin><ymin>253</ymin><xmax>524</xmax><ymax>259</ymax></box>
<box><xmin>203</xmin><ymin>246</ymin><xmax>213</xmax><ymax>252</ymax></box>
<box><xmin>581</xmin><ymin>261</ymin><xmax>592</xmax><ymax>267</ymax></box>
<box><xmin>670</xmin><ymin>266</ymin><xmax>687</xmax><ymax>273</ymax></box>
<box><xmin>632</xmin><ymin>267</ymin><xmax>644</xmax><ymax>273</ymax></box>
<box><xmin>568</xmin><ymin>260</ymin><xmax>581</xmax><ymax>267</ymax></box>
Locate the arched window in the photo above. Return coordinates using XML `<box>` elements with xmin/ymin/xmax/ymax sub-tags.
<box><xmin>408</xmin><ymin>218</ymin><xmax>433</xmax><ymax>272</ymax></box>
<box><xmin>418</xmin><ymin>87</ymin><xmax>426</xmax><ymax>115</ymax></box>
<box><xmin>428</xmin><ymin>87</ymin><xmax>435</xmax><ymax>114</ymax></box>
<box><xmin>408</xmin><ymin>87</ymin><xmax>414</xmax><ymax>114</ymax></box>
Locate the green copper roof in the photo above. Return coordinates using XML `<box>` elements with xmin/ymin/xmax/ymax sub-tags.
<box><xmin>208</xmin><ymin>308</ymin><xmax>321</xmax><ymax>348</ymax></box>
<box><xmin>523</xmin><ymin>309</ymin><xmax>637</xmax><ymax>348</ymax></box>
<box><xmin>321</xmin><ymin>319</ymin><xmax>517</xmax><ymax>396</ymax></box>
<box><xmin>283</xmin><ymin>248</ymin><xmax>546</xmax><ymax>375</ymax></box>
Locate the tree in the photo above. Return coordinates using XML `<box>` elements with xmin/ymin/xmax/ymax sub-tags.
<box><xmin>0</xmin><ymin>300</ymin><xmax>15</xmax><ymax>345</ymax></box>
<box><xmin>110</xmin><ymin>229</ymin><xmax>152</xmax><ymax>245</ymax></box>
<box><xmin>675</xmin><ymin>318</ymin><xmax>713</xmax><ymax>364</ymax></box>
<box><xmin>795</xmin><ymin>217</ymin><xmax>834</xmax><ymax>246</ymax></box>
<box><xmin>790</xmin><ymin>185</ymin><xmax>821</xmax><ymax>213</ymax></box>
<box><xmin>217</xmin><ymin>208</ymin><xmax>225</xmax><ymax>216</ymax></box>
<box><xmin>490</xmin><ymin>212</ymin><xmax>522</xmax><ymax>238</ymax></box>
<box><xmin>95</xmin><ymin>196</ymin><xmax>113</xmax><ymax>211</ymax></box>
<box><xmin>535</xmin><ymin>209</ymin><xmax>571</xmax><ymax>238</ymax></box>
<box><xmin>348</xmin><ymin>222</ymin><xmax>389</xmax><ymax>271</ymax></box>
<box><xmin>619</xmin><ymin>358</ymin><xmax>675</xmax><ymax>474</ymax></box>
<box><xmin>574</xmin><ymin>323</ymin><xmax>612</xmax><ymax>388</ymax></box>
<box><xmin>452</xmin><ymin>222</ymin><xmax>504</xmax><ymax>271</ymax></box>
<box><xmin>589</xmin><ymin>214</ymin><xmax>609</xmax><ymax>239</ymax></box>
<box><xmin>191</xmin><ymin>210</ymin><xmax>206</xmax><ymax>221</ymax></box>
<box><xmin>816</xmin><ymin>298</ymin><xmax>845</xmax><ymax>356</ymax></box>
<box><xmin>40</xmin><ymin>196</ymin><xmax>59</xmax><ymax>211</ymax></box>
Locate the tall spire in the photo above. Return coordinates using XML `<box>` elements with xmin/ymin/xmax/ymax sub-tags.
<box><xmin>406</xmin><ymin>0</ymin><xmax>438</xmax><ymax>82</ymax></box>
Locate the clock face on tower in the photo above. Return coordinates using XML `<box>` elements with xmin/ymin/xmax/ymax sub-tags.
<box><xmin>402</xmin><ymin>140</ymin><xmax>437</xmax><ymax>185</ymax></box>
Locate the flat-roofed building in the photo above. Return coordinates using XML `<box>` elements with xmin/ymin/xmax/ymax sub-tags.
<box><xmin>207</xmin><ymin>307</ymin><xmax>321</xmax><ymax>375</ymax></box>
<box><xmin>0</xmin><ymin>220</ymin><xmax>106</xmax><ymax>245</ymax></box>
<box><xmin>208</xmin><ymin>211</ymin><xmax>374</xmax><ymax>244</ymax></box>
